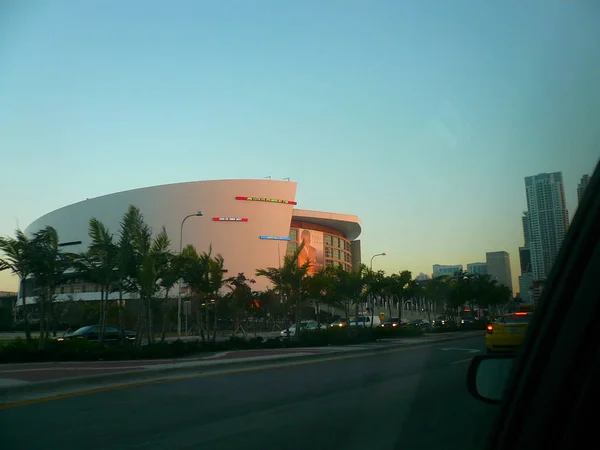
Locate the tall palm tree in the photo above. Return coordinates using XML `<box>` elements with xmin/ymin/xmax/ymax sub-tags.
<box><xmin>302</xmin><ymin>266</ymin><xmax>335</xmax><ymax>327</ymax></box>
<box><xmin>207</xmin><ymin>253</ymin><xmax>228</xmax><ymax>342</ymax></box>
<box><xmin>72</xmin><ymin>218</ymin><xmax>119</xmax><ymax>343</ymax></box>
<box><xmin>29</xmin><ymin>226</ymin><xmax>70</xmax><ymax>349</ymax></box>
<box><xmin>331</xmin><ymin>263</ymin><xmax>369</xmax><ymax>322</ymax></box>
<box><xmin>180</xmin><ymin>245</ymin><xmax>220</xmax><ymax>341</ymax></box>
<box><xmin>156</xmin><ymin>252</ymin><xmax>181</xmax><ymax>342</ymax></box>
<box><xmin>0</xmin><ymin>230</ymin><xmax>36</xmax><ymax>342</ymax></box>
<box><xmin>256</xmin><ymin>242</ymin><xmax>310</xmax><ymax>340</ymax></box>
<box><xmin>115</xmin><ymin>205</ymin><xmax>143</xmax><ymax>341</ymax></box>
<box><xmin>226</xmin><ymin>272</ymin><xmax>256</xmax><ymax>337</ymax></box>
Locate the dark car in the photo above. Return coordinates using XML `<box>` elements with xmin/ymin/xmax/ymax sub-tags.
<box><xmin>409</xmin><ymin>318</ymin><xmax>431</xmax><ymax>331</ymax></box>
<box><xmin>380</xmin><ymin>318</ymin><xmax>409</xmax><ymax>328</ymax></box>
<box><xmin>56</xmin><ymin>325</ymin><xmax>136</xmax><ymax>343</ymax></box>
<box><xmin>431</xmin><ymin>315</ymin><xmax>455</xmax><ymax>328</ymax></box>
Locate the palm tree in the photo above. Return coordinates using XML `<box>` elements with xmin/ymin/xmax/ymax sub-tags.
<box><xmin>156</xmin><ymin>252</ymin><xmax>181</xmax><ymax>342</ymax></box>
<box><xmin>331</xmin><ymin>263</ymin><xmax>369</xmax><ymax>322</ymax></box>
<box><xmin>256</xmin><ymin>242</ymin><xmax>310</xmax><ymax>340</ymax></box>
<box><xmin>180</xmin><ymin>245</ymin><xmax>222</xmax><ymax>341</ymax></box>
<box><xmin>29</xmin><ymin>226</ymin><xmax>71</xmax><ymax>349</ymax></box>
<box><xmin>207</xmin><ymin>253</ymin><xmax>228</xmax><ymax>342</ymax></box>
<box><xmin>115</xmin><ymin>205</ymin><xmax>143</xmax><ymax>341</ymax></box>
<box><xmin>387</xmin><ymin>270</ymin><xmax>413</xmax><ymax>320</ymax></box>
<box><xmin>0</xmin><ymin>230</ymin><xmax>36</xmax><ymax>343</ymax></box>
<box><xmin>302</xmin><ymin>266</ymin><xmax>335</xmax><ymax>327</ymax></box>
<box><xmin>72</xmin><ymin>218</ymin><xmax>119</xmax><ymax>343</ymax></box>
<box><xmin>226</xmin><ymin>272</ymin><xmax>256</xmax><ymax>337</ymax></box>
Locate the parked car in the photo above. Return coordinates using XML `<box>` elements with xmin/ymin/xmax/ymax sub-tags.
<box><xmin>349</xmin><ymin>315</ymin><xmax>382</xmax><ymax>327</ymax></box>
<box><xmin>56</xmin><ymin>325</ymin><xmax>136</xmax><ymax>343</ymax></box>
<box><xmin>280</xmin><ymin>320</ymin><xmax>326</xmax><ymax>338</ymax></box>
<box><xmin>329</xmin><ymin>318</ymin><xmax>349</xmax><ymax>328</ymax></box>
<box><xmin>380</xmin><ymin>318</ymin><xmax>409</xmax><ymax>328</ymax></box>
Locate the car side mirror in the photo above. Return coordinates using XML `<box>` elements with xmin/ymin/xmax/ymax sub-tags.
<box><xmin>466</xmin><ymin>354</ymin><xmax>515</xmax><ymax>404</ymax></box>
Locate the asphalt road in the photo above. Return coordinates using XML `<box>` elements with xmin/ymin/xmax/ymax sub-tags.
<box><xmin>0</xmin><ymin>337</ymin><xmax>498</xmax><ymax>450</ymax></box>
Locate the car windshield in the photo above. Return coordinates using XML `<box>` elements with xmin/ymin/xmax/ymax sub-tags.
<box><xmin>71</xmin><ymin>326</ymin><xmax>94</xmax><ymax>335</ymax></box>
<box><xmin>1</xmin><ymin>2</ymin><xmax>597</xmax><ymax>449</ymax></box>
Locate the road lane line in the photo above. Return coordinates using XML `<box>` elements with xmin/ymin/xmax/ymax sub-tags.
<box><xmin>450</xmin><ymin>357</ymin><xmax>477</xmax><ymax>365</ymax></box>
<box><xmin>0</xmin><ymin>337</ymin><xmax>482</xmax><ymax>411</ymax></box>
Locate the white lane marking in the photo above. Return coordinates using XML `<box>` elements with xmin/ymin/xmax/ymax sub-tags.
<box><xmin>450</xmin><ymin>357</ymin><xmax>477</xmax><ymax>365</ymax></box>
<box><xmin>439</xmin><ymin>347</ymin><xmax>480</xmax><ymax>353</ymax></box>
<box><xmin>200</xmin><ymin>352</ymin><xmax>232</xmax><ymax>359</ymax></box>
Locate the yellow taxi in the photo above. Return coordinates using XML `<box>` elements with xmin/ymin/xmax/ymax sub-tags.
<box><xmin>485</xmin><ymin>311</ymin><xmax>533</xmax><ymax>353</ymax></box>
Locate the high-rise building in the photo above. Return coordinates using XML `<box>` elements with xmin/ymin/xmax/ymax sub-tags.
<box><xmin>577</xmin><ymin>174</ymin><xmax>590</xmax><ymax>205</ymax></box>
<box><xmin>519</xmin><ymin>247</ymin><xmax>531</xmax><ymax>274</ymax></box>
<box><xmin>467</xmin><ymin>262</ymin><xmax>488</xmax><ymax>276</ymax></box>
<box><xmin>486</xmin><ymin>251</ymin><xmax>513</xmax><ymax>292</ymax></box>
<box><xmin>522</xmin><ymin>211</ymin><xmax>531</xmax><ymax>247</ymax></box>
<box><xmin>519</xmin><ymin>273</ymin><xmax>534</xmax><ymax>304</ymax></box>
<box><xmin>432</xmin><ymin>264</ymin><xmax>463</xmax><ymax>278</ymax></box>
<box><xmin>524</xmin><ymin>172</ymin><xmax>569</xmax><ymax>281</ymax></box>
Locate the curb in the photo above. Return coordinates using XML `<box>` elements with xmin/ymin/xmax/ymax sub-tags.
<box><xmin>0</xmin><ymin>331</ymin><xmax>481</xmax><ymax>403</ymax></box>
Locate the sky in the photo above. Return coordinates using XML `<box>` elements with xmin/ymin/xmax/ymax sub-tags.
<box><xmin>1</xmin><ymin>0</ymin><xmax>599</xmax><ymax>293</ymax></box>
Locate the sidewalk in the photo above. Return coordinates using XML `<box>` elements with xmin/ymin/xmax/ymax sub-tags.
<box><xmin>0</xmin><ymin>331</ymin><xmax>482</xmax><ymax>403</ymax></box>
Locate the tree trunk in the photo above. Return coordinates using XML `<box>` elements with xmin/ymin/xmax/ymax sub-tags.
<box><xmin>38</xmin><ymin>292</ymin><xmax>46</xmax><ymax>350</ymax></box>
<box><xmin>21</xmin><ymin>277</ymin><xmax>32</xmax><ymax>343</ymax></box>
<box><xmin>160</xmin><ymin>290</ymin><xmax>169</xmax><ymax>343</ymax></box>
<box><xmin>212</xmin><ymin>298</ymin><xmax>217</xmax><ymax>342</ymax></box>
<box><xmin>205</xmin><ymin>298</ymin><xmax>210</xmax><ymax>341</ymax></box>
<box><xmin>197</xmin><ymin>302</ymin><xmax>206</xmax><ymax>342</ymax></box>
<box><xmin>98</xmin><ymin>287</ymin><xmax>106</xmax><ymax>344</ymax></box>
<box><xmin>135</xmin><ymin>295</ymin><xmax>144</xmax><ymax>347</ymax></box>
<box><xmin>294</xmin><ymin>291</ymin><xmax>301</xmax><ymax>341</ymax></box>
<box><xmin>370</xmin><ymin>294</ymin><xmax>375</xmax><ymax>328</ymax></box>
<box><xmin>147</xmin><ymin>297</ymin><xmax>153</xmax><ymax>345</ymax></box>
<box><xmin>118</xmin><ymin>288</ymin><xmax>126</xmax><ymax>342</ymax></box>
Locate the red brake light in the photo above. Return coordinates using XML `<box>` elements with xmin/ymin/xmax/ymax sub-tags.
<box><xmin>515</xmin><ymin>312</ymin><xmax>528</xmax><ymax>316</ymax></box>
<box><xmin>486</xmin><ymin>324</ymin><xmax>494</xmax><ymax>334</ymax></box>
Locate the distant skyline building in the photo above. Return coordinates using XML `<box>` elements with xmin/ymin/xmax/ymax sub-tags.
<box><xmin>519</xmin><ymin>273</ymin><xmax>534</xmax><ymax>304</ymax></box>
<box><xmin>432</xmin><ymin>264</ymin><xmax>463</xmax><ymax>278</ymax></box>
<box><xmin>518</xmin><ymin>246</ymin><xmax>533</xmax><ymax>303</ymax></box>
<box><xmin>577</xmin><ymin>174</ymin><xmax>590</xmax><ymax>205</ymax></box>
<box><xmin>522</xmin><ymin>211</ymin><xmax>531</xmax><ymax>248</ymax></box>
<box><xmin>467</xmin><ymin>262</ymin><xmax>488</xmax><ymax>276</ymax></box>
<box><xmin>486</xmin><ymin>251</ymin><xmax>513</xmax><ymax>292</ymax></box>
<box><xmin>524</xmin><ymin>172</ymin><xmax>569</xmax><ymax>281</ymax></box>
<box><xmin>519</xmin><ymin>247</ymin><xmax>531</xmax><ymax>274</ymax></box>
<box><xmin>415</xmin><ymin>272</ymin><xmax>431</xmax><ymax>281</ymax></box>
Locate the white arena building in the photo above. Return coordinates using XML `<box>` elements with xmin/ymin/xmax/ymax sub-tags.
<box><xmin>23</xmin><ymin>179</ymin><xmax>361</xmax><ymax>301</ymax></box>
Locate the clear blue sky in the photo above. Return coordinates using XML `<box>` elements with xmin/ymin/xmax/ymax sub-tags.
<box><xmin>1</xmin><ymin>0</ymin><xmax>598</xmax><ymax>291</ymax></box>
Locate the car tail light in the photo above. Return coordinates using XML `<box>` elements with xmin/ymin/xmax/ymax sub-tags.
<box><xmin>486</xmin><ymin>324</ymin><xmax>494</xmax><ymax>335</ymax></box>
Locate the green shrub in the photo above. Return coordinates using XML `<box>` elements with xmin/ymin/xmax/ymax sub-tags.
<box><xmin>376</xmin><ymin>327</ymin><xmax>425</xmax><ymax>339</ymax></box>
<box><xmin>0</xmin><ymin>324</ymin><xmax>433</xmax><ymax>363</ymax></box>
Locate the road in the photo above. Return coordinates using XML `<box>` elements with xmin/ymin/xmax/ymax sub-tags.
<box><xmin>0</xmin><ymin>337</ymin><xmax>498</xmax><ymax>450</ymax></box>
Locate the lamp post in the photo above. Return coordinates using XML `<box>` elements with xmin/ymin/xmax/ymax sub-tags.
<box><xmin>368</xmin><ymin>252</ymin><xmax>386</xmax><ymax>324</ymax></box>
<box><xmin>370</xmin><ymin>252</ymin><xmax>386</xmax><ymax>270</ymax></box>
<box><xmin>178</xmin><ymin>211</ymin><xmax>203</xmax><ymax>339</ymax></box>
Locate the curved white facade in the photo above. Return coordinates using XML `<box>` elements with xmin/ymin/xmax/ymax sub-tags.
<box><xmin>24</xmin><ymin>179</ymin><xmax>361</xmax><ymax>300</ymax></box>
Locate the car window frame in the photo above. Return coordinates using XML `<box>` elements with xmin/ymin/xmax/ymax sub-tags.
<box><xmin>485</xmin><ymin>162</ymin><xmax>600</xmax><ymax>450</ymax></box>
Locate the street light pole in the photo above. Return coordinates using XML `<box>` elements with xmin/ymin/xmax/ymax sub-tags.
<box><xmin>178</xmin><ymin>211</ymin><xmax>203</xmax><ymax>339</ymax></box>
<box><xmin>370</xmin><ymin>252</ymin><xmax>386</xmax><ymax>271</ymax></box>
<box><xmin>368</xmin><ymin>252</ymin><xmax>386</xmax><ymax>325</ymax></box>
